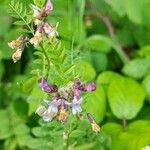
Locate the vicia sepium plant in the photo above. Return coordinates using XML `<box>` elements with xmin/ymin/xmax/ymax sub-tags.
<box><xmin>8</xmin><ymin>0</ymin><xmax>100</xmax><ymax>134</ymax></box>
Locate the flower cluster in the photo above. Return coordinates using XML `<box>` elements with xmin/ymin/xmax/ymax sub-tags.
<box><xmin>9</xmin><ymin>0</ymin><xmax>101</xmax><ymax>134</ymax></box>
<box><xmin>30</xmin><ymin>0</ymin><xmax>58</xmax><ymax>46</ymax></box>
<box><xmin>8</xmin><ymin>0</ymin><xmax>58</xmax><ymax>63</ymax></box>
<box><xmin>36</xmin><ymin>78</ymin><xmax>96</xmax><ymax>122</ymax></box>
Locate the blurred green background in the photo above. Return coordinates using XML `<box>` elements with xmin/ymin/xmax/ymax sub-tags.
<box><xmin>0</xmin><ymin>0</ymin><xmax>150</xmax><ymax>149</ymax></box>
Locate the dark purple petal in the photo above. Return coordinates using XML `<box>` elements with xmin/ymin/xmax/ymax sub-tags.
<box><xmin>39</xmin><ymin>77</ymin><xmax>58</xmax><ymax>93</ymax></box>
<box><xmin>85</xmin><ymin>82</ymin><xmax>96</xmax><ymax>92</ymax></box>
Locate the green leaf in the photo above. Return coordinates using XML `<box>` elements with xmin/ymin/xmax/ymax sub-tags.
<box><xmin>85</xmin><ymin>35</ymin><xmax>112</xmax><ymax>53</ymax></box>
<box><xmin>108</xmin><ymin>77</ymin><xmax>145</xmax><ymax>119</ymax></box>
<box><xmin>107</xmin><ymin>0</ymin><xmax>126</xmax><ymax>17</ymax></box>
<box><xmin>96</xmin><ymin>71</ymin><xmax>123</xmax><ymax>86</ymax></box>
<box><xmin>78</xmin><ymin>62</ymin><xmax>96</xmax><ymax>81</ymax></box>
<box><xmin>13</xmin><ymin>20</ymin><xmax>25</xmax><ymax>25</ymax></box>
<box><xmin>0</xmin><ymin>110</ymin><xmax>12</xmax><ymax>139</ymax></box>
<box><xmin>125</xmin><ymin>0</ymin><xmax>142</xmax><ymax>24</ymax></box>
<box><xmin>128</xmin><ymin>120</ymin><xmax>150</xmax><ymax>134</ymax></box>
<box><xmin>122</xmin><ymin>58</ymin><xmax>150</xmax><ymax>79</ymax></box>
<box><xmin>83</xmin><ymin>85</ymin><xmax>106</xmax><ymax>122</ymax></box>
<box><xmin>102</xmin><ymin>123</ymin><xmax>123</xmax><ymax>139</ymax></box>
<box><xmin>4</xmin><ymin>138</ymin><xmax>17</xmax><ymax>150</ymax></box>
<box><xmin>13</xmin><ymin>124</ymin><xmax>30</xmax><ymax>136</ymax></box>
<box><xmin>13</xmin><ymin>99</ymin><xmax>28</xmax><ymax>118</ymax></box>
<box><xmin>142</xmin><ymin>75</ymin><xmax>150</xmax><ymax>102</ymax></box>
<box><xmin>91</xmin><ymin>52</ymin><xmax>108</xmax><ymax>72</ymax></box>
<box><xmin>22</xmin><ymin>76</ymin><xmax>38</xmax><ymax>93</ymax></box>
<box><xmin>69</xmin><ymin>130</ymin><xmax>86</xmax><ymax>138</ymax></box>
<box><xmin>72</xmin><ymin>142</ymin><xmax>96</xmax><ymax>150</ymax></box>
<box><xmin>27</xmin><ymin>86</ymin><xmax>45</xmax><ymax>115</ymax></box>
<box><xmin>137</xmin><ymin>45</ymin><xmax>150</xmax><ymax>58</ymax></box>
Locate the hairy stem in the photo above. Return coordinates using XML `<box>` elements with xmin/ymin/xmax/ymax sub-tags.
<box><xmin>9</xmin><ymin>3</ymin><xmax>34</xmax><ymax>35</ymax></box>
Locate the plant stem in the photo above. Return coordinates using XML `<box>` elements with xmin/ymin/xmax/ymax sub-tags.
<box><xmin>40</xmin><ymin>44</ymin><xmax>50</xmax><ymax>80</ymax></box>
<box><xmin>87</xmin><ymin>0</ymin><xmax>130</xmax><ymax>64</ymax></box>
<box><xmin>9</xmin><ymin>4</ymin><xmax>34</xmax><ymax>35</ymax></box>
<box><xmin>122</xmin><ymin>118</ymin><xmax>127</xmax><ymax>132</ymax></box>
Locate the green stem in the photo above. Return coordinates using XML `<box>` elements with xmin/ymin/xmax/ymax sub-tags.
<box><xmin>9</xmin><ymin>4</ymin><xmax>34</xmax><ymax>35</ymax></box>
<box><xmin>122</xmin><ymin>118</ymin><xmax>127</xmax><ymax>132</ymax></box>
<box><xmin>40</xmin><ymin>44</ymin><xmax>50</xmax><ymax>80</ymax></box>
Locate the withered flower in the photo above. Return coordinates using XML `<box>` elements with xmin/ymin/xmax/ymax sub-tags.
<box><xmin>8</xmin><ymin>35</ymin><xmax>26</xmax><ymax>63</ymax></box>
<box><xmin>30</xmin><ymin>24</ymin><xmax>44</xmax><ymax>46</ymax></box>
<box><xmin>87</xmin><ymin>113</ymin><xmax>100</xmax><ymax>134</ymax></box>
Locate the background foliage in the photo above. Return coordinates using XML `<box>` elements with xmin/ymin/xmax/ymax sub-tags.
<box><xmin>0</xmin><ymin>0</ymin><xmax>150</xmax><ymax>149</ymax></box>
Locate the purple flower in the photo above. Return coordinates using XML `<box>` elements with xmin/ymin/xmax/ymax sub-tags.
<box><xmin>39</xmin><ymin>77</ymin><xmax>58</xmax><ymax>93</ymax></box>
<box><xmin>85</xmin><ymin>82</ymin><xmax>96</xmax><ymax>92</ymax></box>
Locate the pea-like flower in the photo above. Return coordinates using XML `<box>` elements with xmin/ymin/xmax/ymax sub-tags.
<box><xmin>36</xmin><ymin>97</ymin><xmax>59</xmax><ymax>122</ymax></box>
<box><xmin>43</xmin><ymin>22</ymin><xmax>59</xmax><ymax>43</ymax></box>
<box><xmin>31</xmin><ymin>0</ymin><xmax>53</xmax><ymax>20</ymax></box>
<box><xmin>87</xmin><ymin>113</ymin><xmax>100</xmax><ymax>134</ymax></box>
<box><xmin>73</xmin><ymin>79</ymin><xmax>96</xmax><ymax>92</ymax></box>
<box><xmin>8</xmin><ymin>35</ymin><xmax>26</xmax><ymax>63</ymax></box>
<box><xmin>72</xmin><ymin>89</ymin><xmax>83</xmax><ymax>115</ymax></box>
<box><xmin>39</xmin><ymin>77</ymin><xmax>58</xmax><ymax>93</ymax></box>
<box><xmin>30</xmin><ymin>25</ymin><xmax>44</xmax><ymax>46</ymax></box>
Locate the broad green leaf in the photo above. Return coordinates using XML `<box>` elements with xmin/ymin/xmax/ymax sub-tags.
<box><xmin>91</xmin><ymin>52</ymin><xmax>108</xmax><ymax>72</ymax></box>
<box><xmin>108</xmin><ymin>77</ymin><xmax>145</xmax><ymax>119</ymax></box>
<box><xmin>112</xmin><ymin>132</ymin><xmax>150</xmax><ymax>150</ymax></box>
<box><xmin>122</xmin><ymin>58</ymin><xmax>150</xmax><ymax>79</ymax></box>
<box><xmin>125</xmin><ymin>0</ymin><xmax>142</xmax><ymax>24</ymax></box>
<box><xmin>96</xmin><ymin>71</ymin><xmax>123</xmax><ymax>86</ymax></box>
<box><xmin>102</xmin><ymin>123</ymin><xmax>123</xmax><ymax>139</ymax></box>
<box><xmin>83</xmin><ymin>85</ymin><xmax>106</xmax><ymax>122</ymax></box>
<box><xmin>85</xmin><ymin>35</ymin><xmax>112</xmax><ymax>53</ymax></box>
<box><xmin>128</xmin><ymin>120</ymin><xmax>150</xmax><ymax>134</ymax></box>
<box><xmin>142</xmin><ymin>75</ymin><xmax>150</xmax><ymax>102</ymax></box>
<box><xmin>107</xmin><ymin>0</ymin><xmax>126</xmax><ymax>17</ymax></box>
